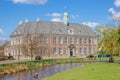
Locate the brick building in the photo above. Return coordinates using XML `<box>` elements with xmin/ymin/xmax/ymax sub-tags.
<box><xmin>6</xmin><ymin>12</ymin><xmax>97</xmax><ymax>59</ymax></box>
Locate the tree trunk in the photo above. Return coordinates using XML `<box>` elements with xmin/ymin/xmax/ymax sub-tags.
<box><xmin>109</xmin><ymin>52</ymin><xmax>114</xmax><ymax>63</ymax></box>
<box><xmin>31</xmin><ymin>49</ymin><xmax>33</xmax><ymax>61</ymax></box>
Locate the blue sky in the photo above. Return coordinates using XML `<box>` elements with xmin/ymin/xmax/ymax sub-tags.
<box><xmin>0</xmin><ymin>0</ymin><xmax>120</xmax><ymax>44</ymax></box>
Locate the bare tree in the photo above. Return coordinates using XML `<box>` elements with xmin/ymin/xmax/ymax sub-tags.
<box><xmin>21</xmin><ymin>33</ymin><xmax>48</xmax><ymax>60</ymax></box>
<box><xmin>21</xmin><ymin>34</ymin><xmax>37</xmax><ymax>60</ymax></box>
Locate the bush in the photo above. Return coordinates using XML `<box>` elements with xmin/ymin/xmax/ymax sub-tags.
<box><xmin>103</xmin><ymin>54</ymin><xmax>110</xmax><ymax>57</ymax></box>
<box><xmin>86</xmin><ymin>54</ymin><xmax>94</xmax><ymax>58</ymax></box>
<box><xmin>0</xmin><ymin>56</ymin><xmax>7</xmax><ymax>61</ymax></box>
<box><xmin>35</xmin><ymin>55</ymin><xmax>41</xmax><ymax>60</ymax></box>
<box><xmin>8</xmin><ymin>56</ymin><xmax>13</xmax><ymax>59</ymax></box>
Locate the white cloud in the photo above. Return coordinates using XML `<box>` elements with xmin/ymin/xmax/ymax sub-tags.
<box><xmin>0</xmin><ymin>28</ymin><xmax>6</xmax><ymax>45</ymax></box>
<box><xmin>71</xmin><ymin>14</ymin><xmax>80</xmax><ymax>19</ymax></box>
<box><xmin>0</xmin><ymin>37</ymin><xmax>7</xmax><ymax>45</ymax></box>
<box><xmin>114</xmin><ymin>0</ymin><xmax>120</xmax><ymax>7</ymax></box>
<box><xmin>47</xmin><ymin>12</ymin><xmax>63</xmax><ymax>22</ymax></box>
<box><xmin>51</xmin><ymin>18</ymin><xmax>62</xmax><ymax>22</ymax></box>
<box><xmin>47</xmin><ymin>13</ymin><xmax>63</xmax><ymax>17</ymax></box>
<box><xmin>108</xmin><ymin>8</ymin><xmax>120</xmax><ymax>21</ymax></box>
<box><xmin>109</xmin><ymin>8</ymin><xmax>116</xmax><ymax>14</ymax></box>
<box><xmin>0</xmin><ymin>28</ymin><xmax>4</xmax><ymax>34</ymax></box>
<box><xmin>47</xmin><ymin>12</ymin><xmax>80</xmax><ymax>22</ymax></box>
<box><xmin>12</xmin><ymin>0</ymin><xmax>48</xmax><ymax>5</ymax></box>
<box><xmin>82</xmin><ymin>22</ymin><xmax>99</xmax><ymax>28</ymax></box>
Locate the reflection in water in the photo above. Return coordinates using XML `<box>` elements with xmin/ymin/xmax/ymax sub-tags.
<box><xmin>0</xmin><ymin>62</ymin><xmax>90</xmax><ymax>80</ymax></box>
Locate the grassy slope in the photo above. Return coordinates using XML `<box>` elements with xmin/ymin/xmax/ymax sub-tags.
<box><xmin>43</xmin><ymin>63</ymin><xmax>120</xmax><ymax>80</ymax></box>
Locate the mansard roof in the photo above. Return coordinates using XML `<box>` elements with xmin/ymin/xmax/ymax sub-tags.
<box><xmin>10</xmin><ymin>21</ymin><xmax>96</xmax><ymax>37</ymax></box>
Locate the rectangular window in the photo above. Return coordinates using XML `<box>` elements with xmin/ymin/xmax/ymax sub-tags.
<box><xmin>14</xmin><ymin>37</ymin><xmax>16</xmax><ymax>45</ymax></box>
<box><xmin>66</xmin><ymin>49</ymin><xmax>68</xmax><ymax>54</ymax></box>
<box><xmin>39</xmin><ymin>48</ymin><xmax>42</xmax><ymax>55</ymax></box>
<box><xmin>89</xmin><ymin>48</ymin><xmax>92</xmax><ymax>54</ymax></box>
<box><xmin>20</xmin><ymin>48</ymin><xmax>22</xmax><ymax>55</ymax></box>
<box><xmin>16</xmin><ymin>37</ymin><xmax>19</xmax><ymax>45</ymax></box>
<box><xmin>79</xmin><ymin>30</ymin><xmax>81</xmax><ymax>34</ymax></box>
<box><xmin>89</xmin><ymin>39</ymin><xmax>92</xmax><ymax>44</ymax></box>
<box><xmin>94</xmin><ymin>39</ymin><xmax>97</xmax><ymax>45</ymax></box>
<box><xmin>28</xmin><ymin>36</ymin><xmax>33</xmax><ymax>44</ymax></box>
<box><xmin>80</xmin><ymin>48</ymin><xmax>82</xmax><ymax>54</ymax></box>
<box><xmin>59</xmin><ymin>37</ymin><xmax>62</xmax><ymax>44</ymax></box>
<box><xmin>19</xmin><ymin>36</ymin><xmax>22</xmax><ymax>45</ymax></box>
<box><xmin>11</xmin><ymin>38</ymin><xmax>13</xmax><ymax>45</ymax></box>
<box><xmin>53</xmin><ymin>48</ymin><xmax>57</xmax><ymax>54</ymax></box>
<box><xmin>11</xmin><ymin>49</ymin><xmax>13</xmax><ymax>55</ymax></box>
<box><xmin>93</xmin><ymin>47</ymin><xmax>96</xmax><ymax>52</ymax></box>
<box><xmin>76</xmin><ymin>49</ymin><xmax>78</xmax><ymax>54</ymax></box>
<box><xmin>69</xmin><ymin>37</ymin><xmax>72</xmax><ymax>44</ymax></box>
<box><xmin>84</xmin><ymin>48</ymin><xmax>87</xmax><ymax>54</ymax></box>
<box><xmin>45</xmin><ymin>49</ymin><xmax>48</xmax><ymax>54</ymax></box>
<box><xmin>39</xmin><ymin>38</ymin><xmax>42</xmax><ymax>44</ymax></box>
<box><xmin>53</xmin><ymin>37</ymin><xmax>57</xmax><ymax>44</ymax></box>
<box><xmin>74</xmin><ymin>37</ymin><xmax>77</xmax><ymax>44</ymax></box>
<box><xmin>79</xmin><ymin>38</ymin><xmax>82</xmax><ymax>44</ymax></box>
<box><xmin>64</xmin><ymin>37</ymin><xmax>67</xmax><ymax>44</ymax></box>
<box><xmin>59</xmin><ymin>48</ymin><xmax>63</xmax><ymax>54</ymax></box>
<box><xmin>44</xmin><ymin>37</ymin><xmax>48</xmax><ymax>44</ymax></box>
<box><xmin>13</xmin><ymin>49</ymin><xmax>15</xmax><ymax>55</ymax></box>
<box><xmin>84</xmin><ymin>38</ymin><xmax>87</xmax><ymax>44</ymax></box>
<box><xmin>72</xmin><ymin>38</ymin><xmax>74</xmax><ymax>44</ymax></box>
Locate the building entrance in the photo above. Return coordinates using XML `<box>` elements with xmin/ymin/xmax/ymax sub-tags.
<box><xmin>68</xmin><ymin>44</ymin><xmax>75</xmax><ymax>57</ymax></box>
<box><xmin>70</xmin><ymin>49</ymin><xmax>73</xmax><ymax>56</ymax></box>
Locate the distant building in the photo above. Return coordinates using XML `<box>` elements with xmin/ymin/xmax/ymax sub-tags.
<box><xmin>6</xmin><ymin>12</ymin><xmax>97</xmax><ymax>59</ymax></box>
<box><xmin>4</xmin><ymin>42</ymin><xmax>11</xmax><ymax>56</ymax></box>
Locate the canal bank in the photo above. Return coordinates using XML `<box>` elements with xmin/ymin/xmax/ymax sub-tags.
<box><xmin>0</xmin><ymin>62</ymin><xmax>92</xmax><ymax>80</ymax></box>
<box><xmin>0</xmin><ymin>58</ymin><xmax>108</xmax><ymax>76</ymax></box>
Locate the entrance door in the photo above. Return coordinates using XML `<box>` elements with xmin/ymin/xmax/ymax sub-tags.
<box><xmin>70</xmin><ymin>49</ymin><xmax>73</xmax><ymax>56</ymax></box>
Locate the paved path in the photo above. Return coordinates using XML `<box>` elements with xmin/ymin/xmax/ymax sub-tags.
<box><xmin>0</xmin><ymin>59</ymin><xmax>33</xmax><ymax>65</ymax></box>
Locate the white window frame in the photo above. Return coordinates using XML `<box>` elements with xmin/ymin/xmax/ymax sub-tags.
<box><xmin>53</xmin><ymin>48</ymin><xmax>57</xmax><ymax>54</ymax></box>
<box><xmin>64</xmin><ymin>37</ymin><xmax>68</xmax><ymax>44</ymax></box>
<box><xmin>59</xmin><ymin>37</ymin><xmax>63</xmax><ymax>44</ymax></box>
<box><xmin>45</xmin><ymin>37</ymin><xmax>48</xmax><ymax>44</ymax></box>
<box><xmin>59</xmin><ymin>48</ymin><xmax>63</xmax><ymax>54</ymax></box>
<box><xmin>84</xmin><ymin>47</ymin><xmax>87</xmax><ymax>54</ymax></box>
<box><xmin>80</xmin><ymin>48</ymin><xmax>82</xmax><ymax>54</ymax></box>
<box><xmin>53</xmin><ymin>37</ymin><xmax>57</xmax><ymax>44</ymax></box>
<box><xmin>79</xmin><ymin>38</ymin><xmax>82</xmax><ymax>44</ymax></box>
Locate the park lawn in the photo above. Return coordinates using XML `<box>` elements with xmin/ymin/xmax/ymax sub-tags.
<box><xmin>42</xmin><ymin>63</ymin><xmax>120</xmax><ymax>80</ymax></box>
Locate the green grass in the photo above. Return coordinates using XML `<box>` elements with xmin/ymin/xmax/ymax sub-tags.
<box><xmin>42</xmin><ymin>63</ymin><xmax>120</xmax><ymax>80</ymax></box>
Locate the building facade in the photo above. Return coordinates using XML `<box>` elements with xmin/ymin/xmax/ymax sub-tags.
<box><xmin>6</xmin><ymin>13</ymin><xmax>98</xmax><ymax>59</ymax></box>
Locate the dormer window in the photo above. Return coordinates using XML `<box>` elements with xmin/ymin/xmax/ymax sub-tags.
<box><xmin>14</xmin><ymin>31</ymin><xmax>17</xmax><ymax>35</ymax></box>
<box><xmin>67</xmin><ymin>28</ymin><xmax>74</xmax><ymax>34</ymax></box>
<box><xmin>70</xmin><ymin>30</ymin><xmax>72</xmax><ymax>33</ymax></box>
<box><xmin>58</xmin><ymin>29</ymin><xmax>62</xmax><ymax>32</ymax></box>
<box><xmin>79</xmin><ymin>30</ymin><xmax>81</xmax><ymax>34</ymax></box>
<box><xmin>18</xmin><ymin>30</ymin><xmax>21</xmax><ymax>34</ymax></box>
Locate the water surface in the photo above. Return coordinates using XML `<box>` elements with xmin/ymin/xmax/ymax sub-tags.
<box><xmin>0</xmin><ymin>62</ymin><xmax>91</xmax><ymax>80</ymax></box>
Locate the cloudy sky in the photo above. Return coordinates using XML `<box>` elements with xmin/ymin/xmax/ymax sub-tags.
<box><xmin>0</xmin><ymin>0</ymin><xmax>120</xmax><ymax>44</ymax></box>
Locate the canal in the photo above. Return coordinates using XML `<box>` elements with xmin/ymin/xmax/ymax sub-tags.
<box><xmin>0</xmin><ymin>62</ymin><xmax>91</xmax><ymax>80</ymax></box>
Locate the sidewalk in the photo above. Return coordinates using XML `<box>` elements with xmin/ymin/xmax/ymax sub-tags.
<box><xmin>0</xmin><ymin>59</ymin><xmax>33</xmax><ymax>65</ymax></box>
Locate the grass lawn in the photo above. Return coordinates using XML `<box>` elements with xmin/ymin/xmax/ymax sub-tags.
<box><xmin>42</xmin><ymin>63</ymin><xmax>120</xmax><ymax>80</ymax></box>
